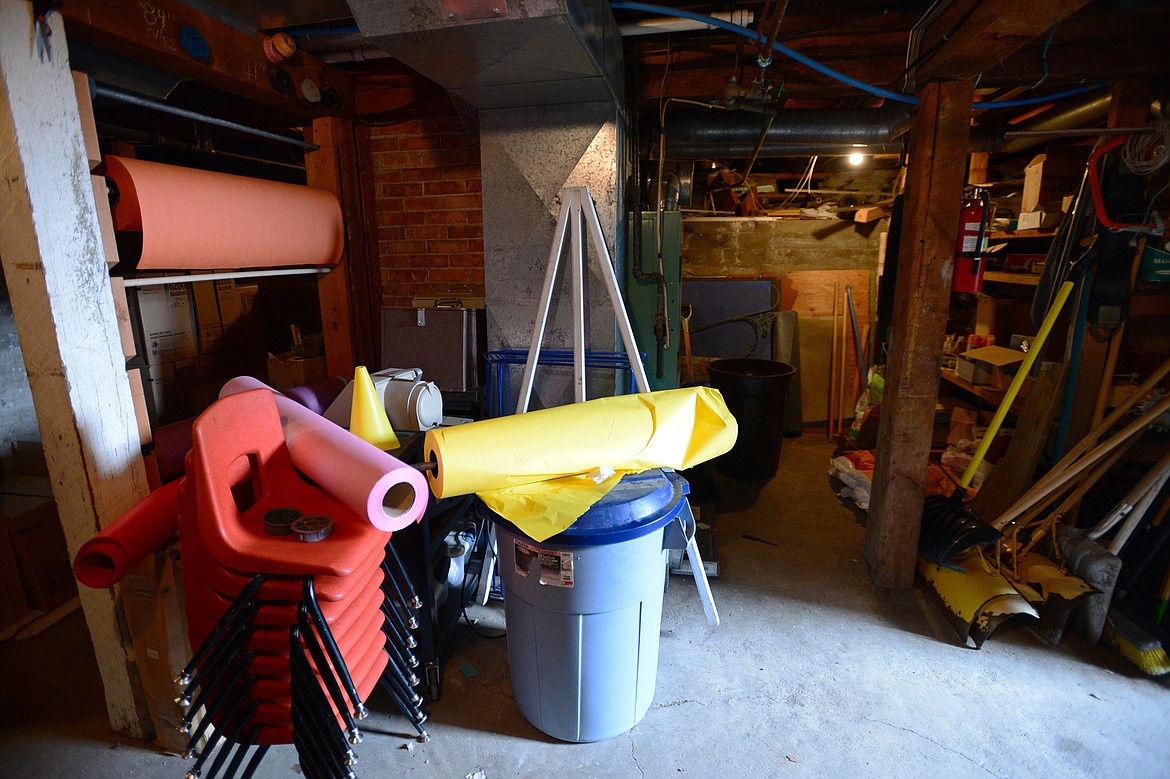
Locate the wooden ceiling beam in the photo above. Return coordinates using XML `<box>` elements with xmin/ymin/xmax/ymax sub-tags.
<box><xmin>61</xmin><ymin>0</ymin><xmax>354</xmax><ymax>120</ymax></box>
<box><xmin>912</xmin><ymin>0</ymin><xmax>1095</xmax><ymax>83</ymax></box>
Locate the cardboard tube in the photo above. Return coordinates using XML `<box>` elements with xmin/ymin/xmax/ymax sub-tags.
<box><xmin>220</xmin><ymin>376</ymin><xmax>427</xmax><ymax>532</ymax></box>
<box><xmin>103</xmin><ymin>155</ymin><xmax>344</xmax><ymax>270</ymax></box>
<box><xmin>423</xmin><ymin>386</ymin><xmax>738</xmax><ymax>499</ymax></box>
<box><xmin>72</xmin><ymin>480</ymin><xmax>182</xmax><ymax>588</ymax></box>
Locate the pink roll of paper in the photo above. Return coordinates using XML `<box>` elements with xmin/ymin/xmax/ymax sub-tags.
<box><xmin>103</xmin><ymin>155</ymin><xmax>344</xmax><ymax>270</ymax></box>
<box><xmin>73</xmin><ymin>479</ymin><xmax>182</xmax><ymax>588</ymax></box>
<box><xmin>219</xmin><ymin>376</ymin><xmax>427</xmax><ymax>532</ymax></box>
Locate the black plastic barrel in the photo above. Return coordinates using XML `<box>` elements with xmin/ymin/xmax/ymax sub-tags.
<box><xmin>708</xmin><ymin>358</ymin><xmax>796</xmax><ymax>480</ymax></box>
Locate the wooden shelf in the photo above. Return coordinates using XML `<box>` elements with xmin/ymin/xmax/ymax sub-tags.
<box><xmin>940</xmin><ymin>369</ymin><xmax>1025</xmax><ymax>414</ymax></box>
<box><xmin>990</xmin><ymin>229</ymin><xmax>1057</xmax><ymax>241</ymax></box>
<box><xmin>983</xmin><ymin>271</ymin><xmax>1041</xmax><ymax>286</ymax></box>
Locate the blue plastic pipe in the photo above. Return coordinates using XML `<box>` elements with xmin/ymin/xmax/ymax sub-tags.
<box><xmin>610</xmin><ymin>2</ymin><xmax>1104</xmax><ymax>109</ymax></box>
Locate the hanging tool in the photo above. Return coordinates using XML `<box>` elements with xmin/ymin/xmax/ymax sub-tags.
<box><xmin>919</xmin><ymin>280</ymin><xmax>1075</xmax><ymax>567</ymax></box>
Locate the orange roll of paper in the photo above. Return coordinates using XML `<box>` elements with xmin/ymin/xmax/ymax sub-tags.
<box><xmin>103</xmin><ymin>155</ymin><xmax>344</xmax><ymax>270</ymax></box>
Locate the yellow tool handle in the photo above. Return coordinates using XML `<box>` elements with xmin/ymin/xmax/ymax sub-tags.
<box><xmin>959</xmin><ymin>279</ymin><xmax>1075</xmax><ymax>489</ymax></box>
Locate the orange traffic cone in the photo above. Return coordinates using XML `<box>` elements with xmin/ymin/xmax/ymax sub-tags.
<box><xmin>349</xmin><ymin>366</ymin><xmax>399</xmax><ymax>450</ymax></box>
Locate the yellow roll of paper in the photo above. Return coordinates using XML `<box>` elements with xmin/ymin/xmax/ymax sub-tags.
<box><xmin>423</xmin><ymin>386</ymin><xmax>737</xmax><ymax>540</ymax></box>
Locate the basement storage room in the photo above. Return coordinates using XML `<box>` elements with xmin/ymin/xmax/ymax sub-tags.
<box><xmin>1</xmin><ymin>1</ymin><xmax>1169</xmax><ymax>777</ymax></box>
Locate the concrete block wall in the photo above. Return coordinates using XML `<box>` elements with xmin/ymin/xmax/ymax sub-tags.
<box><xmin>369</xmin><ymin>100</ymin><xmax>485</xmax><ymax>306</ymax></box>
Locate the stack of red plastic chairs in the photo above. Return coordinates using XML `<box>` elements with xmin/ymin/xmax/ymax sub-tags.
<box><xmin>171</xmin><ymin>388</ymin><xmax>426</xmax><ymax>778</ymax></box>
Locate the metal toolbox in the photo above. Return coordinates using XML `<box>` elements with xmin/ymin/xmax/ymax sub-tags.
<box><xmin>381</xmin><ymin>305</ymin><xmax>486</xmax><ymax>393</ymax></box>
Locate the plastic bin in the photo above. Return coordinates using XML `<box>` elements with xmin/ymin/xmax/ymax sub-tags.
<box><xmin>707</xmin><ymin>358</ymin><xmax>796</xmax><ymax>480</ymax></box>
<box><xmin>481</xmin><ymin>469</ymin><xmax>713</xmax><ymax>742</ymax></box>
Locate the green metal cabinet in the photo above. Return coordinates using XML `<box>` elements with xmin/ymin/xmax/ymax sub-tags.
<box><xmin>625</xmin><ymin>212</ymin><xmax>681</xmax><ymax>391</ymax></box>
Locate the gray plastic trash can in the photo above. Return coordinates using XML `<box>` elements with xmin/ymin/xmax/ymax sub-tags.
<box><xmin>481</xmin><ymin>469</ymin><xmax>715</xmax><ymax>743</ymax></box>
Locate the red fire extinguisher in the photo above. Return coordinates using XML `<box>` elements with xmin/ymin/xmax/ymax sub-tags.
<box><xmin>952</xmin><ymin>188</ymin><xmax>990</xmax><ymax>294</ymax></box>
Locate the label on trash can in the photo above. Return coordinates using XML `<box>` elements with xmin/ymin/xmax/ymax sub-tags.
<box><xmin>514</xmin><ymin>541</ymin><xmax>574</xmax><ymax>587</ymax></box>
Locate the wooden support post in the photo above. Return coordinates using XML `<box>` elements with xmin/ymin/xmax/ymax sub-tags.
<box><xmin>865</xmin><ymin>80</ymin><xmax>975</xmax><ymax>589</ymax></box>
<box><xmin>306</xmin><ymin>116</ymin><xmax>355</xmax><ymax>376</ymax></box>
<box><xmin>967</xmin><ymin>152</ymin><xmax>990</xmax><ymax>185</ymax></box>
<box><xmin>0</xmin><ymin>7</ymin><xmax>151</xmax><ymax>736</ymax></box>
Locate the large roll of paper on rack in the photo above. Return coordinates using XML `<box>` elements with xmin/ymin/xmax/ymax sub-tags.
<box><xmin>219</xmin><ymin>376</ymin><xmax>427</xmax><ymax>532</ymax></box>
<box><xmin>103</xmin><ymin>155</ymin><xmax>344</xmax><ymax>270</ymax></box>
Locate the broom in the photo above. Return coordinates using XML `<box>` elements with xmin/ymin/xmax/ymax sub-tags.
<box><xmin>1103</xmin><ymin>610</ymin><xmax>1170</xmax><ymax>676</ymax></box>
<box><xmin>919</xmin><ymin>279</ymin><xmax>1075</xmax><ymax>568</ymax></box>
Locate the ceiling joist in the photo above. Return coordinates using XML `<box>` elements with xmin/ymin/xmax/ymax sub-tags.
<box><xmin>60</xmin><ymin>0</ymin><xmax>354</xmax><ymax>120</ymax></box>
<box><xmin>912</xmin><ymin>0</ymin><xmax>1095</xmax><ymax>83</ymax></box>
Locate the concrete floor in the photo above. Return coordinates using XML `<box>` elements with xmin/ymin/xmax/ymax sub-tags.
<box><xmin>2</xmin><ymin>434</ymin><xmax>1168</xmax><ymax>778</ymax></box>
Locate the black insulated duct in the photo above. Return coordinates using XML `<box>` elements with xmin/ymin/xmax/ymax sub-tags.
<box><xmin>656</xmin><ymin>106</ymin><xmax>914</xmax><ymax>160</ymax></box>
<box><xmin>968</xmin><ymin>87</ymin><xmax>1113</xmax><ymax>154</ymax></box>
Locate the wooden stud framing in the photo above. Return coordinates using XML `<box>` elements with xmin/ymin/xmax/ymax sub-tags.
<box><xmin>305</xmin><ymin>117</ymin><xmax>380</xmax><ymax>377</ymax></box>
<box><xmin>865</xmin><ymin>80</ymin><xmax>975</xmax><ymax>590</ymax></box>
<box><xmin>0</xmin><ymin>7</ymin><xmax>151</xmax><ymax>736</ymax></box>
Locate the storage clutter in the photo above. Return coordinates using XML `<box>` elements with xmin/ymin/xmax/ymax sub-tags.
<box><xmin>73</xmin><ymin>386</ymin><xmax>432</xmax><ymax>776</ymax></box>
<box><xmin>127</xmin><ymin>279</ymin><xmax>265</xmax><ymax>425</ymax></box>
<box><xmin>0</xmin><ymin>441</ymin><xmax>77</xmax><ymax>634</ymax></box>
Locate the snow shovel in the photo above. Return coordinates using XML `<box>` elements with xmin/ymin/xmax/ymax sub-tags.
<box><xmin>919</xmin><ymin>280</ymin><xmax>1075</xmax><ymax>568</ymax></box>
<box><xmin>919</xmin><ymin>550</ymin><xmax>1039</xmax><ymax>648</ymax></box>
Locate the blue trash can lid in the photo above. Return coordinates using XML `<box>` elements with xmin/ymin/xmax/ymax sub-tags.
<box><xmin>485</xmin><ymin>469</ymin><xmax>690</xmax><ymax>547</ymax></box>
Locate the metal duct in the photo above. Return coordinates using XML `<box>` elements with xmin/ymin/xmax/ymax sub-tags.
<box><xmin>346</xmin><ymin>0</ymin><xmax>623</xmax><ymax>109</ymax></box>
<box><xmin>968</xmin><ymin>87</ymin><xmax>1112</xmax><ymax>154</ymax></box>
<box><xmin>658</xmin><ymin>106</ymin><xmax>913</xmax><ymax>160</ymax></box>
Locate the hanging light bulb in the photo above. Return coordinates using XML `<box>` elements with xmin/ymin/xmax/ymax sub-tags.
<box><xmin>848</xmin><ymin>151</ymin><xmax>865</xmax><ymax>166</ymax></box>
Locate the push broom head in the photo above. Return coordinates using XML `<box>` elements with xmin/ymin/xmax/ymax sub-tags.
<box><xmin>1103</xmin><ymin>610</ymin><xmax>1170</xmax><ymax>676</ymax></box>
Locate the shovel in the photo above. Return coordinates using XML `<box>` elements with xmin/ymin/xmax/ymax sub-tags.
<box><xmin>918</xmin><ymin>550</ymin><xmax>1038</xmax><ymax>648</ymax></box>
<box><xmin>919</xmin><ymin>280</ymin><xmax>1075</xmax><ymax>567</ymax></box>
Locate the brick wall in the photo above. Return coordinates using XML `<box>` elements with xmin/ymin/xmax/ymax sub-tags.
<box><xmin>370</xmin><ymin>101</ymin><xmax>484</xmax><ymax>307</ymax></box>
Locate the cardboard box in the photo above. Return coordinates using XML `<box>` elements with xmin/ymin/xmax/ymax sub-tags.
<box><xmin>127</xmin><ymin>368</ymin><xmax>153</xmax><ymax>447</ymax></box>
<box><xmin>1022</xmin><ymin>148</ymin><xmax>1088</xmax><ymax>213</ymax></box>
<box><xmin>1</xmin><ymin>495</ymin><xmax>77</xmax><ymax>612</ymax></box>
<box><xmin>120</xmin><ymin>547</ymin><xmax>191</xmax><ymax>754</ymax></box>
<box><xmin>267</xmin><ymin>353</ymin><xmax>327</xmax><ymax>391</ymax></box>
<box><xmin>0</xmin><ymin>507</ymin><xmax>30</xmax><ymax>632</ymax></box>
<box><xmin>1016</xmin><ymin>209</ymin><xmax>1062</xmax><ymax>231</ymax></box>
<box><xmin>130</xmin><ymin>283</ymin><xmax>199</xmax><ymax>365</ymax></box>
<box><xmin>1002</xmin><ymin>254</ymin><xmax>1047</xmax><ymax>274</ymax></box>
<box><xmin>197</xmin><ymin>349</ymin><xmax>246</xmax><ymax>406</ymax></box>
<box><xmin>1138</xmin><ymin>243</ymin><xmax>1170</xmax><ymax>282</ymax></box>
<box><xmin>143</xmin><ymin>358</ymin><xmax>201</xmax><ymax>426</ymax></box>
<box><xmin>216</xmin><ymin>280</ymin><xmax>259</xmax><ymax>330</ymax></box>
<box><xmin>956</xmin><ymin>345</ymin><xmax>1027</xmax><ymax>388</ymax></box>
<box><xmin>191</xmin><ymin>280</ymin><xmax>224</xmax><ymax>353</ymax></box>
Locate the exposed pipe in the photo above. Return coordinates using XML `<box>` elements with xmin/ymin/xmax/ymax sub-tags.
<box><xmin>92</xmin><ymin>83</ymin><xmax>319</xmax><ymax>150</ymax></box>
<box><xmin>610</xmin><ymin>2</ymin><xmax>1106</xmax><ymax>110</ymax></box>
<box><xmin>620</xmin><ymin>10</ymin><xmax>754</xmax><ymax>36</ymax></box>
<box><xmin>658</xmin><ymin>106</ymin><xmax>913</xmax><ymax>160</ymax></box>
<box><xmin>95</xmin><ymin>122</ymin><xmax>307</xmax><ymax>172</ymax></box>
<box><xmin>122</xmin><ymin>268</ymin><xmax>329</xmax><ymax>287</ymax></box>
<box><xmin>968</xmin><ymin>87</ymin><xmax>1111</xmax><ymax>153</ymax></box>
